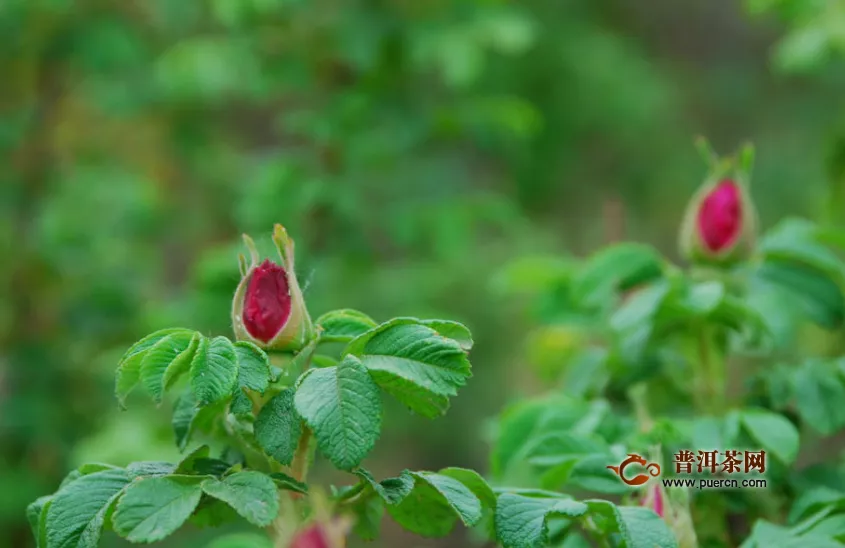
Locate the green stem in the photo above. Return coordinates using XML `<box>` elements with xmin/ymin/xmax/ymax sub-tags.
<box><xmin>291</xmin><ymin>426</ymin><xmax>313</xmax><ymax>484</ymax></box>
<box><xmin>698</xmin><ymin>326</ymin><xmax>726</xmax><ymax>415</ymax></box>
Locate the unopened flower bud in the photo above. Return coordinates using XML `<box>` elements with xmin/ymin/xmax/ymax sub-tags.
<box><xmin>290</xmin><ymin>519</ymin><xmax>349</xmax><ymax>548</ymax></box>
<box><xmin>679</xmin><ymin>143</ymin><xmax>757</xmax><ymax>266</ymax></box>
<box><xmin>232</xmin><ymin>224</ymin><xmax>314</xmax><ymax>351</ymax></box>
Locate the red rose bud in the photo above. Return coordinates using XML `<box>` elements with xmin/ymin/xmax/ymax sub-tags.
<box><xmin>290</xmin><ymin>520</ymin><xmax>349</xmax><ymax>548</ymax></box>
<box><xmin>291</xmin><ymin>525</ymin><xmax>330</xmax><ymax>548</ymax></box>
<box><xmin>679</xmin><ymin>145</ymin><xmax>757</xmax><ymax>266</ymax></box>
<box><xmin>232</xmin><ymin>224</ymin><xmax>314</xmax><ymax>351</ymax></box>
<box><xmin>641</xmin><ymin>482</ymin><xmax>665</xmax><ymax>518</ymax></box>
<box><xmin>697</xmin><ymin>180</ymin><xmax>741</xmax><ymax>252</ymax></box>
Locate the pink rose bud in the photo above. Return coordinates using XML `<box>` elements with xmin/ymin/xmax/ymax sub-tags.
<box><xmin>642</xmin><ymin>482</ymin><xmax>665</xmax><ymax>518</ymax></box>
<box><xmin>697</xmin><ymin>180</ymin><xmax>742</xmax><ymax>253</ymax></box>
<box><xmin>290</xmin><ymin>520</ymin><xmax>348</xmax><ymax>548</ymax></box>
<box><xmin>291</xmin><ymin>525</ymin><xmax>331</xmax><ymax>548</ymax></box>
<box><xmin>679</xmin><ymin>143</ymin><xmax>757</xmax><ymax>266</ymax></box>
<box><xmin>232</xmin><ymin>224</ymin><xmax>314</xmax><ymax>351</ymax></box>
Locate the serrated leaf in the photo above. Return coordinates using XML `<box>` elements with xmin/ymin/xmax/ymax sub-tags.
<box><xmin>316</xmin><ymin>309</ymin><xmax>378</xmax><ymax>343</ymax></box>
<box><xmin>201</xmin><ymin>471</ymin><xmax>279</xmax><ymax>527</ymax></box>
<box><xmin>27</xmin><ymin>496</ymin><xmax>51</xmax><ymax>548</ymax></box>
<box><xmin>175</xmin><ymin>445</ymin><xmax>211</xmax><ymax>474</ymax></box>
<box><xmin>387</xmin><ymin>471</ymin><xmax>483</xmax><ymax>537</ymax></box>
<box><xmin>254</xmin><ymin>389</ymin><xmax>301</xmax><ymax>466</ymax></box>
<box><xmin>162</xmin><ymin>332</ymin><xmax>203</xmax><ymax>393</ymax></box>
<box><xmin>172</xmin><ymin>389</ymin><xmax>226</xmax><ymax>451</ymax></box>
<box><xmin>233</xmin><ymin>342</ymin><xmax>271</xmax><ymax>393</ymax></box>
<box><xmin>141</xmin><ymin>331</ymin><xmax>199</xmax><ymax>401</ymax></box>
<box><xmin>438</xmin><ymin>467</ymin><xmax>496</xmax><ymax>510</ymax></box>
<box><xmin>126</xmin><ymin>461</ymin><xmax>177</xmax><ymax>478</ymax></box>
<box><xmin>190</xmin><ymin>336</ymin><xmax>239</xmax><ymax>406</ymax></box>
<box><xmin>116</xmin><ymin>328</ymin><xmax>190</xmax><ymax>407</ymax></box>
<box><xmin>269</xmin><ymin>472</ymin><xmax>308</xmax><ymax>494</ymax></box>
<box><xmin>112</xmin><ymin>476</ymin><xmax>203</xmax><ymax>543</ymax></box>
<box><xmin>583</xmin><ymin>501</ymin><xmax>677</xmax><ymax>548</ymax></box>
<box><xmin>354</xmin><ymin>469</ymin><xmax>415</xmax><ymax>505</ymax></box>
<box><xmin>494</xmin><ymin>493</ymin><xmax>587</xmax><ymax>548</ymax></box>
<box><xmin>344</xmin><ymin>318</ymin><xmax>471</xmax><ymax>418</ymax></box>
<box><xmin>418</xmin><ymin>319</ymin><xmax>474</xmax><ymax>351</ymax></box>
<box><xmin>741</xmin><ymin>408</ymin><xmax>800</xmax><ymax>464</ymax></box>
<box><xmin>294</xmin><ymin>355</ymin><xmax>381</xmax><ymax>470</ymax></box>
<box><xmin>46</xmin><ymin>468</ymin><xmax>132</xmax><ymax>548</ymax></box>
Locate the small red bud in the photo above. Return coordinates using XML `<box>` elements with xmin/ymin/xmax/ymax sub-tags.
<box><xmin>232</xmin><ymin>225</ymin><xmax>315</xmax><ymax>351</ymax></box>
<box><xmin>642</xmin><ymin>482</ymin><xmax>665</xmax><ymax>518</ymax></box>
<box><xmin>696</xmin><ymin>179</ymin><xmax>742</xmax><ymax>253</ymax></box>
<box><xmin>290</xmin><ymin>525</ymin><xmax>331</xmax><ymax>548</ymax></box>
<box><xmin>243</xmin><ymin>259</ymin><xmax>292</xmax><ymax>343</ymax></box>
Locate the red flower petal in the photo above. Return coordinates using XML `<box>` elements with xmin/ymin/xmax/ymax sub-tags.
<box><xmin>291</xmin><ymin>525</ymin><xmax>331</xmax><ymax>548</ymax></box>
<box><xmin>697</xmin><ymin>180</ymin><xmax>742</xmax><ymax>252</ymax></box>
<box><xmin>242</xmin><ymin>259</ymin><xmax>292</xmax><ymax>343</ymax></box>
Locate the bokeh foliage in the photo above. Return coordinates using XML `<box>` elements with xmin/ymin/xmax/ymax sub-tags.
<box><xmin>2</xmin><ymin>1</ymin><xmax>843</xmax><ymax>547</ymax></box>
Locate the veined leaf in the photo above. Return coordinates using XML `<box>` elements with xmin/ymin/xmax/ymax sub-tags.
<box><xmin>115</xmin><ymin>328</ymin><xmax>192</xmax><ymax>407</ymax></box>
<box><xmin>112</xmin><ymin>476</ymin><xmax>203</xmax><ymax>543</ymax></box>
<box><xmin>294</xmin><ymin>355</ymin><xmax>381</xmax><ymax>470</ymax></box>
<box><xmin>26</xmin><ymin>496</ymin><xmax>51</xmax><ymax>548</ymax></box>
<box><xmin>230</xmin><ymin>342</ymin><xmax>272</xmax><ymax>418</ymax></box>
<box><xmin>316</xmin><ymin>309</ymin><xmax>378</xmax><ymax>343</ymax></box>
<box><xmin>254</xmin><ymin>389</ymin><xmax>302</xmax><ymax>466</ymax></box>
<box><xmin>190</xmin><ymin>336</ymin><xmax>239</xmax><ymax>406</ymax></box>
<box><xmin>141</xmin><ymin>331</ymin><xmax>200</xmax><ymax>402</ymax></box>
<box><xmin>354</xmin><ymin>469</ymin><xmax>415</xmax><ymax>505</ymax></box>
<box><xmin>45</xmin><ymin>468</ymin><xmax>132</xmax><ymax>548</ymax></box>
<box><xmin>201</xmin><ymin>471</ymin><xmax>279</xmax><ymax>527</ymax></box>
<box><xmin>494</xmin><ymin>493</ymin><xmax>587</xmax><ymax>548</ymax></box>
<box><xmin>585</xmin><ymin>500</ymin><xmax>678</xmax><ymax>548</ymax></box>
<box><xmin>344</xmin><ymin>318</ymin><xmax>472</xmax><ymax>418</ymax></box>
<box><xmin>387</xmin><ymin>471</ymin><xmax>484</xmax><ymax>537</ymax></box>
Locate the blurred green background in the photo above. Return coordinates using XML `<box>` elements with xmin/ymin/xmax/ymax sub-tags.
<box><xmin>2</xmin><ymin>1</ymin><xmax>843</xmax><ymax>547</ymax></box>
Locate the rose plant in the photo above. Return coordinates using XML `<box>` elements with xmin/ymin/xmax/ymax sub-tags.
<box><xmin>27</xmin><ymin>224</ymin><xmax>491</xmax><ymax>548</ymax></box>
<box><xmin>486</xmin><ymin>141</ymin><xmax>845</xmax><ymax>547</ymax></box>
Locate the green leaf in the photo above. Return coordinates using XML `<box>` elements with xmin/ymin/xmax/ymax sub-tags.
<box><xmin>760</xmin><ymin>218</ymin><xmax>845</xmax><ymax>278</ymax></box>
<box><xmin>741</xmin><ymin>408</ymin><xmax>800</xmax><ymax>464</ymax></box>
<box><xmin>190</xmin><ymin>336</ymin><xmax>239</xmax><ymax>406</ymax></box>
<box><xmin>233</xmin><ymin>341</ymin><xmax>272</xmax><ymax>393</ymax></box>
<box><xmin>46</xmin><ymin>468</ymin><xmax>132</xmax><ymax>548</ymax></box>
<box><xmin>201</xmin><ymin>471</ymin><xmax>279</xmax><ymax>527</ymax></box>
<box><xmin>140</xmin><ymin>331</ymin><xmax>200</xmax><ymax>402</ymax></box>
<box><xmin>175</xmin><ymin>445</ymin><xmax>211</xmax><ymax>474</ymax></box>
<box><xmin>254</xmin><ymin>389</ymin><xmax>302</xmax><ymax>466</ymax></box>
<box><xmin>116</xmin><ymin>328</ymin><xmax>191</xmax><ymax>407</ymax></box>
<box><xmin>316</xmin><ymin>309</ymin><xmax>378</xmax><ymax>343</ymax></box>
<box><xmin>438</xmin><ymin>467</ymin><xmax>497</xmax><ymax>510</ymax></box>
<box><xmin>573</xmin><ymin>243</ymin><xmax>665</xmax><ymax>308</ymax></box>
<box><xmin>418</xmin><ymin>319</ymin><xmax>474</xmax><ymax>351</ymax></box>
<box><xmin>27</xmin><ymin>496</ymin><xmax>51</xmax><ymax>548</ymax></box>
<box><xmin>172</xmin><ymin>389</ymin><xmax>226</xmax><ymax>451</ymax></box>
<box><xmin>742</xmin><ymin>519</ymin><xmax>843</xmax><ymax>548</ymax></box>
<box><xmin>162</xmin><ymin>332</ymin><xmax>203</xmax><ymax>392</ymax></box>
<box><xmin>344</xmin><ymin>318</ymin><xmax>471</xmax><ymax>418</ymax></box>
<box><xmin>387</xmin><ymin>471</ymin><xmax>483</xmax><ymax>537</ymax></box>
<box><xmin>355</xmin><ymin>469</ymin><xmax>415</xmax><ymax>505</ymax></box>
<box><xmin>756</xmin><ymin>260</ymin><xmax>845</xmax><ymax>329</ymax></box>
<box><xmin>793</xmin><ymin>361</ymin><xmax>845</xmax><ymax>435</ymax></box>
<box><xmin>126</xmin><ymin>461</ymin><xmax>177</xmax><ymax>478</ymax></box>
<box><xmin>206</xmin><ymin>532</ymin><xmax>274</xmax><ymax>548</ymax></box>
<box><xmin>294</xmin><ymin>355</ymin><xmax>382</xmax><ymax>470</ymax></box>
<box><xmin>494</xmin><ymin>493</ymin><xmax>587</xmax><ymax>548</ymax></box>
<box><xmin>112</xmin><ymin>476</ymin><xmax>204</xmax><ymax>543</ymax></box>
<box><xmin>268</xmin><ymin>472</ymin><xmax>308</xmax><ymax>494</ymax></box>
<box><xmin>351</xmin><ymin>495</ymin><xmax>384</xmax><ymax>541</ymax></box>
